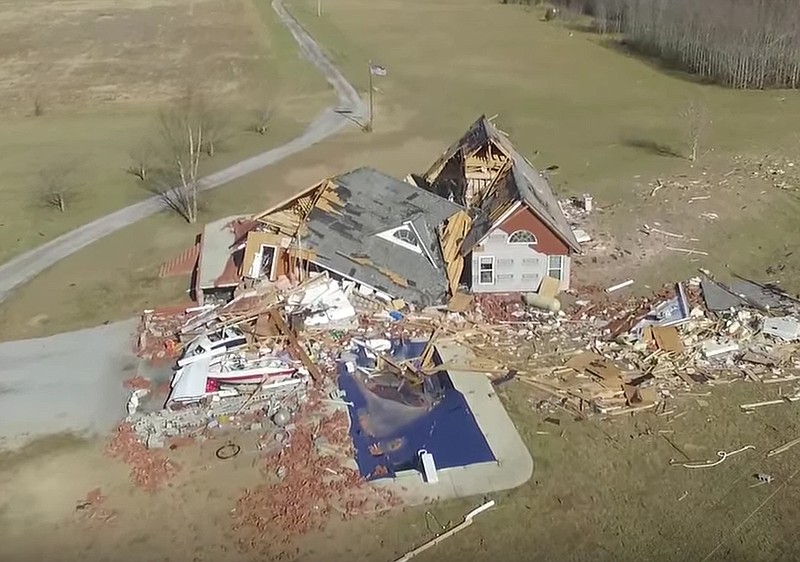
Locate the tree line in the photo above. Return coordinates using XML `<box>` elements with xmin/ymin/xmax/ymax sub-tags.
<box><xmin>546</xmin><ymin>0</ymin><xmax>800</xmax><ymax>89</ymax></box>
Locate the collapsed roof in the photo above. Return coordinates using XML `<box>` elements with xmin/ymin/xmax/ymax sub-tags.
<box><xmin>417</xmin><ymin>115</ymin><xmax>581</xmax><ymax>254</ymax></box>
<box><xmin>253</xmin><ymin>167</ymin><xmax>462</xmax><ymax>306</ymax></box>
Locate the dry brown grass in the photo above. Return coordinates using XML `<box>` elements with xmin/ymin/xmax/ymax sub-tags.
<box><xmin>0</xmin><ymin>0</ymin><xmax>281</xmax><ymax>113</ymax></box>
<box><xmin>0</xmin><ymin>0</ymin><xmax>330</xmax><ymax>265</ymax></box>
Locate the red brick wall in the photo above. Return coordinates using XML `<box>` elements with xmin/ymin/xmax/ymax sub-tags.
<box><xmin>498</xmin><ymin>205</ymin><xmax>570</xmax><ymax>255</ymax></box>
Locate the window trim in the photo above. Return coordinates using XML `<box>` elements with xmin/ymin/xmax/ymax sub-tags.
<box><xmin>478</xmin><ymin>256</ymin><xmax>496</xmax><ymax>285</ymax></box>
<box><xmin>392</xmin><ymin>227</ymin><xmax>418</xmax><ymax>247</ymax></box>
<box><xmin>547</xmin><ymin>255</ymin><xmax>565</xmax><ymax>281</ymax></box>
<box><xmin>507</xmin><ymin>230</ymin><xmax>538</xmax><ymax>245</ymax></box>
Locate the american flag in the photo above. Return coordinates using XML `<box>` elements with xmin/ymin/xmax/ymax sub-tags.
<box><xmin>369</xmin><ymin>64</ymin><xmax>387</xmax><ymax>76</ymax></box>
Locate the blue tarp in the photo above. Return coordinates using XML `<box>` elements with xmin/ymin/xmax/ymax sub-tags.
<box><xmin>337</xmin><ymin>338</ymin><xmax>495</xmax><ymax>480</ymax></box>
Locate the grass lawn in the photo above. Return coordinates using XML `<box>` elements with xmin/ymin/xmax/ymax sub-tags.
<box><xmin>3</xmin><ymin>382</ymin><xmax>800</xmax><ymax>562</ymax></box>
<box><xmin>5</xmin><ymin>0</ymin><xmax>800</xmax><ymax>337</ymax></box>
<box><xmin>3</xmin><ymin>1</ymin><xmax>800</xmax><ymax>559</ymax></box>
<box><xmin>286</xmin><ymin>0</ymin><xmax>800</xmax><ymax>291</ymax></box>
<box><xmin>0</xmin><ymin>0</ymin><xmax>330</xmax><ymax>265</ymax></box>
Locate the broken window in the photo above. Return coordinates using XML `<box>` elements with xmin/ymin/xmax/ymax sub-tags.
<box><xmin>478</xmin><ymin>256</ymin><xmax>495</xmax><ymax>285</ymax></box>
<box><xmin>250</xmin><ymin>245</ymin><xmax>276</xmax><ymax>279</ymax></box>
<box><xmin>392</xmin><ymin>228</ymin><xmax>418</xmax><ymax>247</ymax></box>
<box><xmin>508</xmin><ymin>230</ymin><xmax>537</xmax><ymax>245</ymax></box>
<box><xmin>547</xmin><ymin>255</ymin><xmax>565</xmax><ymax>281</ymax></box>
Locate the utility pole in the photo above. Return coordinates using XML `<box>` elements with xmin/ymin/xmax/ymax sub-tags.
<box><xmin>367</xmin><ymin>59</ymin><xmax>374</xmax><ymax>133</ymax></box>
<box><xmin>365</xmin><ymin>61</ymin><xmax>385</xmax><ymax>133</ymax></box>
<box><xmin>316</xmin><ymin>0</ymin><xmax>321</xmax><ymax>17</ymax></box>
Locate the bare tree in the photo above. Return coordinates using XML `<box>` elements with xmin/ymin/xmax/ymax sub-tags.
<box><xmin>148</xmin><ymin>97</ymin><xmax>206</xmax><ymax>224</ymax></box>
<box><xmin>37</xmin><ymin>163</ymin><xmax>80</xmax><ymax>213</ymax></box>
<box><xmin>682</xmin><ymin>99</ymin><xmax>709</xmax><ymax>162</ymax></box>
<box><xmin>127</xmin><ymin>143</ymin><xmax>155</xmax><ymax>181</ymax></box>
<box><xmin>182</xmin><ymin>89</ymin><xmax>228</xmax><ymax>157</ymax></box>
<box><xmin>253</xmin><ymin>104</ymin><xmax>274</xmax><ymax>135</ymax></box>
<box><xmin>32</xmin><ymin>95</ymin><xmax>44</xmax><ymax>117</ymax></box>
<box><xmin>199</xmin><ymin>106</ymin><xmax>228</xmax><ymax>157</ymax></box>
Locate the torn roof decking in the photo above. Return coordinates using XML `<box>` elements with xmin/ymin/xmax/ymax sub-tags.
<box><xmin>422</xmin><ymin>115</ymin><xmax>581</xmax><ymax>254</ymax></box>
<box><xmin>255</xmin><ymin>167</ymin><xmax>462</xmax><ymax>306</ymax></box>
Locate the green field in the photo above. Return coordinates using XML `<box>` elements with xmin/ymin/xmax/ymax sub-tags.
<box><xmin>3</xmin><ymin>380</ymin><xmax>800</xmax><ymax>562</ymax></box>
<box><xmin>3</xmin><ymin>1</ymin><xmax>800</xmax><ymax>559</ymax></box>
<box><xmin>4</xmin><ymin>0</ymin><xmax>800</xmax><ymax>337</ymax></box>
<box><xmin>0</xmin><ymin>0</ymin><xmax>329</xmax><ymax>265</ymax></box>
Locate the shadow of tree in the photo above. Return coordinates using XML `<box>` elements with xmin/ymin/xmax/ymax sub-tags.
<box><xmin>622</xmin><ymin>137</ymin><xmax>683</xmax><ymax>158</ymax></box>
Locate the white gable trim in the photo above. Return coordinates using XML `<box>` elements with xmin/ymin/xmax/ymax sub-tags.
<box><xmin>406</xmin><ymin>220</ymin><xmax>439</xmax><ymax>269</ymax></box>
<box><xmin>375</xmin><ymin>223</ymin><xmax>424</xmax><ymax>255</ymax></box>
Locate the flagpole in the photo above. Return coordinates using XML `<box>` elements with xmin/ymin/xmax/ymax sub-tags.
<box><xmin>367</xmin><ymin>59</ymin><xmax>374</xmax><ymax>133</ymax></box>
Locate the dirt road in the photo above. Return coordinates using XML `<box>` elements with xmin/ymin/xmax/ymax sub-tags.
<box><xmin>0</xmin><ymin>0</ymin><xmax>364</xmax><ymax>304</ymax></box>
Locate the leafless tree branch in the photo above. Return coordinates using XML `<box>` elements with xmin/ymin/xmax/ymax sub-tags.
<box><xmin>36</xmin><ymin>162</ymin><xmax>81</xmax><ymax>213</ymax></box>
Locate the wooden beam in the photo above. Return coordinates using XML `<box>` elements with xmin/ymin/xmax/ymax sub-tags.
<box><xmin>268</xmin><ymin>308</ymin><xmax>322</xmax><ymax>382</ymax></box>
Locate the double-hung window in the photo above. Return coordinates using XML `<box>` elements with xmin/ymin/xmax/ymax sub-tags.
<box><xmin>478</xmin><ymin>256</ymin><xmax>495</xmax><ymax>285</ymax></box>
<box><xmin>547</xmin><ymin>255</ymin><xmax>565</xmax><ymax>280</ymax></box>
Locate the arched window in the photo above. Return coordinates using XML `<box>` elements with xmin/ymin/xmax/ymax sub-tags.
<box><xmin>393</xmin><ymin>228</ymin><xmax>418</xmax><ymax>246</ymax></box>
<box><xmin>508</xmin><ymin>230</ymin><xmax>537</xmax><ymax>245</ymax></box>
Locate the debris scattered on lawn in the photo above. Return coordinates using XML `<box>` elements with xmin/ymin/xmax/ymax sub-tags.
<box><xmin>393</xmin><ymin>500</ymin><xmax>496</xmax><ymax>562</ymax></box>
<box><xmin>233</xmin><ymin>409</ymin><xmax>400</xmax><ymax>549</ymax></box>
<box><xmin>607</xmin><ymin>279</ymin><xmax>634</xmax><ymax>293</ymax></box>
<box><xmin>750</xmin><ymin>473</ymin><xmax>774</xmax><ymax>487</ymax></box>
<box><xmin>670</xmin><ymin>445</ymin><xmax>755</xmax><ymax>469</ymax></box>
<box><xmin>106</xmin><ymin>423</ymin><xmax>180</xmax><ymax>492</ymax></box>
<box><xmin>767</xmin><ymin>436</ymin><xmax>800</xmax><ymax>458</ymax></box>
<box><xmin>75</xmin><ymin>488</ymin><xmax>116</xmax><ymax>524</ymax></box>
<box><xmin>123</xmin><ymin>375</ymin><xmax>152</xmax><ymax>391</ymax></box>
<box><xmin>215</xmin><ymin>442</ymin><xmax>241</xmax><ymax>460</ymax></box>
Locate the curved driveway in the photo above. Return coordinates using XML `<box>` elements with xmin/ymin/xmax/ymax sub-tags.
<box><xmin>0</xmin><ymin>0</ymin><xmax>365</xmax><ymax>304</ymax></box>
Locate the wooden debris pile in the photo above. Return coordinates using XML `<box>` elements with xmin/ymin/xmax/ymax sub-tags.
<box><xmin>436</xmin><ymin>276</ymin><xmax>800</xmax><ymax>418</ymax></box>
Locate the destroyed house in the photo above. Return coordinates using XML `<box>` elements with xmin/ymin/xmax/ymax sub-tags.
<box><xmin>190</xmin><ymin>167</ymin><xmax>463</xmax><ymax>307</ymax></box>
<box><xmin>415</xmin><ymin>116</ymin><xmax>581</xmax><ymax>293</ymax></box>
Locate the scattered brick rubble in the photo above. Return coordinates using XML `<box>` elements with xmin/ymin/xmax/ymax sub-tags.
<box><xmin>234</xmin><ymin>402</ymin><xmax>400</xmax><ymax>550</ymax></box>
<box><xmin>106</xmin><ymin>423</ymin><xmax>180</xmax><ymax>492</ymax></box>
<box><xmin>117</xmin><ymin>260</ymin><xmax>800</xmax><ymax>550</ymax></box>
<box><xmin>75</xmin><ymin>488</ymin><xmax>116</xmax><ymax>525</ymax></box>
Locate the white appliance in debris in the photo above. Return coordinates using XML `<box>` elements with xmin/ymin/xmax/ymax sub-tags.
<box><xmin>418</xmin><ymin>449</ymin><xmax>439</xmax><ymax>484</ymax></box>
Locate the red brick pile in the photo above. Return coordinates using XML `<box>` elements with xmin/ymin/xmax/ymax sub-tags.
<box><xmin>122</xmin><ymin>375</ymin><xmax>152</xmax><ymax>391</ymax></box>
<box><xmin>75</xmin><ymin>487</ymin><xmax>116</xmax><ymax>525</ymax></box>
<box><xmin>234</xmin><ymin>410</ymin><xmax>399</xmax><ymax>548</ymax></box>
<box><xmin>473</xmin><ymin>293</ymin><xmax>526</xmax><ymax>323</ymax></box>
<box><xmin>136</xmin><ymin>307</ymin><xmax>187</xmax><ymax>362</ymax></box>
<box><xmin>106</xmin><ymin>423</ymin><xmax>180</xmax><ymax>493</ymax></box>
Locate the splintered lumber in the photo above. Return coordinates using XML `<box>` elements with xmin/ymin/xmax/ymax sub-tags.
<box><xmin>767</xmin><ymin>436</ymin><xmax>800</xmax><ymax>458</ymax></box>
<box><xmin>424</xmin><ymin>363</ymin><xmax>508</xmax><ymax>375</ymax></box>
<box><xmin>312</xmin><ymin>180</ymin><xmax>345</xmax><ymax>215</ymax></box>
<box><xmin>268</xmin><ymin>308</ymin><xmax>321</xmax><ymax>382</ymax></box>
<box><xmin>375</xmin><ymin>350</ymin><xmax>425</xmax><ymax>387</ymax></box>
<box><xmin>438</xmin><ymin>210</ymin><xmax>472</xmax><ymax>296</ymax></box>
<box><xmin>419</xmin><ymin>328</ymin><xmax>440</xmax><ymax>370</ymax></box>
<box><xmin>393</xmin><ymin>501</ymin><xmax>496</xmax><ymax>562</ymax></box>
<box><xmin>739</xmin><ymin>395</ymin><xmax>800</xmax><ymax>411</ymax></box>
<box><xmin>253</xmin><ymin>181</ymin><xmax>322</xmax><ymax>223</ymax></box>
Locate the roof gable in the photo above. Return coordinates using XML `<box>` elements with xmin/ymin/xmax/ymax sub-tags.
<box><xmin>253</xmin><ymin>167</ymin><xmax>462</xmax><ymax>305</ymax></box>
<box><xmin>422</xmin><ymin>115</ymin><xmax>580</xmax><ymax>253</ymax></box>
